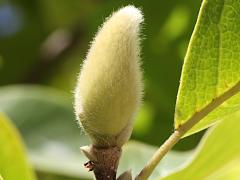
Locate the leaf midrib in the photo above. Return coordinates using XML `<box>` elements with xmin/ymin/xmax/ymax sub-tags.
<box><xmin>178</xmin><ymin>80</ymin><xmax>240</xmax><ymax>134</ymax></box>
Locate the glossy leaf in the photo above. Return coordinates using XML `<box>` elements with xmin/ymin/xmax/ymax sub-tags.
<box><xmin>163</xmin><ymin>112</ymin><xmax>240</xmax><ymax>180</ymax></box>
<box><xmin>0</xmin><ymin>113</ymin><xmax>36</xmax><ymax>180</ymax></box>
<box><xmin>175</xmin><ymin>0</ymin><xmax>240</xmax><ymax>136</ymax></box>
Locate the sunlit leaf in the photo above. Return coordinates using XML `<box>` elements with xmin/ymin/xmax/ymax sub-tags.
<box><xmin>175</xmin><ymin>0</ymin><xmax>240</xmax><ymax>136</ymax></box>
<box><xmin>0</xmin><ymin>113</ymin><xmax>36</xmax><ymax>180</ymax></box>
<box><xmin>163</xmin><ymin>112</ymin><xmax>240</xmax><ymax>180</ymax></box>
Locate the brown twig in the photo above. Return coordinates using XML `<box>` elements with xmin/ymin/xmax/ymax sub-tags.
<box><xmin>83</xmin><ymin>146</ymin><xmax>122</xmax><ymax>180</ymax></box>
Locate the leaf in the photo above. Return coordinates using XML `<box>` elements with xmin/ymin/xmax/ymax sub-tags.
<box><xmin>0</xmin><ymin>85</ymin><xmax>91</xmax><ymax>179</ymax></box>
<box><xmin>163</xmin><ymin>111</ymin><xmax>240</xmax><ymax>180</ymax></box>
<box><xmin>118</xmin><ymin>141</ymin><xmax>194</xmax><ymax>179</ymax></box>
<box><xmin>0</xmin><ymin>113</ymin><xmax>36</xmax><ymax>180</ymax></box>
<box><xmin>175</xmin><ymin>0</ymin><xmax>240</xmax><ymax>136</ymax></box>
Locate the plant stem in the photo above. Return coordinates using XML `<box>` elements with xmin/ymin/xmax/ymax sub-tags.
<box><xmin>84</xmin><ymin>146</ymin><xmax>122</xmax><ymax>180</ymax></box>
<box><xmin>135</xmin><ymin>129</ymin><xmax>183</xmax><ymax>180</ymax></box>
<box><xmin>135</xmin><ymin>81</ymin><xmax>240</xmax><ymax>180</ymax></box>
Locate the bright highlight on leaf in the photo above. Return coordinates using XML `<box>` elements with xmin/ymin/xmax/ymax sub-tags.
<box><xmin>0</xmin><ymin>113</ymin><xmax>36</xmax><ymax>180</ymax></box>
<box><xmin>174</xmin><ymin>0</ymin><xmax>240</xmax><ymax>135</ymax></box>
<box><xmin>74</xmin><ymin>6</ymin><xmax>143</xmax><ymax>147</ymax></box>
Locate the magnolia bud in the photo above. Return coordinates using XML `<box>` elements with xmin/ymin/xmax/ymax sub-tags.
<box><xmin>74</xmin><ymin>5</ymin><xmax>143</xmax><ymax>147</ymax></box>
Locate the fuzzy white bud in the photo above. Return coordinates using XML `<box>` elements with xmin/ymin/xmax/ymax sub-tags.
<box><xmin>74</xmin><ymin>5</ymin><xmax>143</xmax><ymax>147</ymax></box>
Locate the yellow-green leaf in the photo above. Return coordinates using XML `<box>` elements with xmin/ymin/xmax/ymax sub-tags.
<box><xmin>175</xmin><ymin>0</ymin><xmax>240</xmax><ymax>136</ymax></box>
<box><xmin>163</xmin><ymin>112</ymin><xmax>240</xmax><ymax>180</ymax></box>
<box><xmin>0</xmin><ymin>113</ymin><xmax>36</xmax><ymax>180</ymax></box>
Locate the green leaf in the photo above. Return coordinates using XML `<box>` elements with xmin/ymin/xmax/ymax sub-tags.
<box><xmin>0</xmin><ymin>85</ymin><xmax>91</xmax><ymax>179</ymax></box>
<box><xmin>175</xmin><ymin>0</ymin><xmax>240</xmax><ymax>136</ymax></box>
<box><xmin>163</xmin><ymin>112</ymin><xmax>240</xmax><ymax>180</ymax></box>
<box><xmin>119</xmin><ymin>141</ymin><xmax>194</xmax><ymax>179</ymax></box>
<box><xmin>0</xmin><ymin>113</ymin><xmax>36</xmax><ymax>180</ymax></box>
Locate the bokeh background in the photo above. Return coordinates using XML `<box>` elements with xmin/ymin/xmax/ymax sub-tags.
<box><xmin>0</xmin><ymin>0</ymin><xmax>205</xmax><ymax>179</ymax></box>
